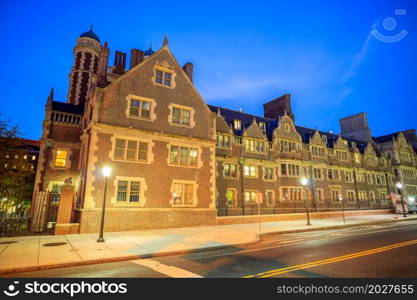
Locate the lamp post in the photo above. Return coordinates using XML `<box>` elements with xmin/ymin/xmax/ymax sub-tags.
<box><xmin>395</xmin><ymin>182</ymin><xmax>407</xmax><ymax>218</ymax></box>
<box><xmin>339</xmin><ymin>194</ymin><xmax>345</xmax><ymax>223</ymax></box>
<box><xmin>301</xmin><ymin>177</ymin><xmax>311</xmax><ymax>226</ymax></box>
<box><xmin>97</xmin><ymin>166</ymin><xmax>111</xmax><ymax>243</ymax></box>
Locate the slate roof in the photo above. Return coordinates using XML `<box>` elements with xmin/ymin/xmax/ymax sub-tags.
<box><xmin>208</xmin><ymin>105</ymin><xmax>278</xmax><ymax>140</ymax></box>
<box><xmin>52</xmin><ymin>101</ymin><xmax>84</xmax><ymax>115</ymax></box>
<box><xmin>208</xmin><ymin>104</ymin><xmax>374</xmax><ymax>153</ymax></box>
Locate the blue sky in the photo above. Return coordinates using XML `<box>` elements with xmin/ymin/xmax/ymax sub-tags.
<box><xmin>0</xmin><ymin>0</ymin><xmax>416</xmax><ymax>139</ymax></box>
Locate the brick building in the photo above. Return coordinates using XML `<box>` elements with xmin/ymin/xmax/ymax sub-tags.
<box><xmin>32</xmin><ymin>28</ymin><xmax>417</xmax><ymax>233</ymax></box>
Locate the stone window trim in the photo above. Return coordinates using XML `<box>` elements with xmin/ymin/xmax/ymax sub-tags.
<box><xmin>316</xmin><ymin>188</ymin><xmax>325</xmax><ymax>203</ymax></box>
<box><xmin>244</xmin><ymin>189</ymin><xmax>259</xmax><ymax>203</ymax></box>
<box><xmin>125</xmin><ymin>94</ymin><xmax>157</xmax><ymax>121</ymax></box>
<box><xmin>279</xmin><ymin>162</ymin><xmax>301</xmax><ymax>177</ymax></box>
<box><xmin>168</xmin><ymin>103</ymin><xmax>196</xmax><ymax>128</ymax></box>
<box><xmin>217</xmin><ymin>133</ymin><xmax>232</xmax><ymax>149</ymax></box>
<box><xmin>243</xmin><ymin>165</ymin><xmax>258</xmax><ymax>178</ymax></box>
<box><xmin>265</xmin><ymin>190</ymin><xmax>275</xmax><ymax>207</ymax></box>
<box><xmin>279</xmin><ymin>186</ymin><xmax>305</xmax><ymax>202</ymax></box>
<box><xmin>223</xmin><ymin>162</ymin><xmax>239</xmax><ymax>179</ymax></box>
<box><xmin>50</xmin><ymin>148</ymin><xmax>72</xmax><ymax>169</ymax></box>
<box><xmin>346</xmin><ymin>190</ymin><xmax>356</xmax><ymax>203</ymax></box>
<box><xmin>152</xmin><ymin>61</ymin><xmax>177</xmax><ymax>89</ymax></box>
<box><xmin>111</xmin><ymin>176</ymin><xmax>147</xmax><ymax>207</ymax></box>
<box><xmin>170</xmin><ymin>180</ymin><xmax>199</xmax><ymax>207</ymax></box>
<box><xmin>312</xmin><ymin>167</ymin><xmax>324</xmax><ymax>181</ymax></box>
<box><xmin>244</xmin><ymin>138</ymin><xmax>266</xmax><ymax>154</ymax></box>
<box><xmin>262</xmin><ymin>166</ymin><xmax>276</xmax><ymax>182</ymax></box>
<box><xmin>166</xmin><ymin>143</ymin><xmax>202</xmax><ymax>169</ymax></box>
<box><xmin>110</xmin><ymin>136</ymin><xmax>154</xmax><ymax>165</ymax></box>
<box><xmin>226</xmin><ymin>188</ymin><xmax>238</xmax><ymax>207</ymax></box>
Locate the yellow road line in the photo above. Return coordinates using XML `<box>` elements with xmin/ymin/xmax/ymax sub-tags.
<box><xmin>243</xmin><ymin>239</ymin><xmax>417</xmax><ymax>278</ymax></box>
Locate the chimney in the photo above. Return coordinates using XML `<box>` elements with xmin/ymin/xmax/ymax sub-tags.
<box><xmin>97</xmin><ymin>42</ymin><xmax>110</xmax><ymax>87</ymax></box>
<box><xmin>263</xmin><ymin>93</ymin><xmax>294</xmax><ymax>121</ymax></box>
<box><xmin>182</xmin><ymin>62</ymin><xmax>193</xmax><ymax>82</ymax></box>
<box><xmin>113</xmin><ymin>50</ymin><xmax>126</xmax><ymax>75</ymax></box>
<box><xmin>339</xmin><ymin>112</ymin><xmax>372</xmax><ymax>142</ymax></box>
<box><xmin>130</xmin><ymin>49</ymin><xmax>144</xmax><ymax>69</ymax></box>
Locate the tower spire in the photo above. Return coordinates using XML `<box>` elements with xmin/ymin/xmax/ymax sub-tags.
<box><xmin>163</xmin><ymin>35</ymin><xmax>168</xmax><ymax>47</ymax></box>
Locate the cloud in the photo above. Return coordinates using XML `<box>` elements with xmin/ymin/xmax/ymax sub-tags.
<box><xmin>340</xmin><ymin>23</ymin><xmax>377</xmax><ymax>84</ymax></box>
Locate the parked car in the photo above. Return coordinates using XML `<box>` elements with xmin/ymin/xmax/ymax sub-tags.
<box><xmin>407</xmin><ymin>196</ymin><xmax>417</xmax><ymax>213</ymax></box>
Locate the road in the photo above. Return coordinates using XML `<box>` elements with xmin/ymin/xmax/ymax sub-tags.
<box><xmin>3</xmin><ymin>219</ymin><xmax>417</xmax><ymax>278</ymax></box>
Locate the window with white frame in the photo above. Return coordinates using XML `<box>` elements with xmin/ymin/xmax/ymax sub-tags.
<box><xmin>265</xmin><ymin>191</ymin><xmax>274</xmax><ymax>206</ymax></box>
<box><xmin>169</xmin><ymin>145</ymin><xmax>198</xmax><ymax>167</ymax></box>
<box><xmin>264</xmin><ymin>167</ymin><xmax>274</xmax><ymax>180</ymax></box>
<box><xmin>233</xmin><ymin>120</ymin><xmax>241</xmax><ymax>130</ymax></box>
<box><xmin>347</xmin><ymin>190</ymin><xmax>356</xmax><ymax>202</ymax></box>
<box><xmin>172</xmin><ymin>182</ymin><xmax>195</xmax><ymax>205</ymax></box>
<box><xmin>244</xmin><ymin>139</ymin><xmax>264</xmax><ymax>153</ymax></box>
<box><xmin>217</xmin><ymin>134</ymin><xmax>231</xmax><ymax>148</ymax></box>
<box><xmin>345</xmin><ymin>171</ymin><xmax>354</xmax><ymax>183</ymax></box>
<box><xmin>172</xmin><ymin>106</ymin><xmax>191</xmax><ymax>126</ymax></box>
<box><xmin>114</xmin><ymin>139</ymin><xmax>148</xmax><ymax>161</ymax></box>
<box><xmin>155</xmin><ymin>69</ymin><xmax>173</xmax><ymax>87</ymax></box>
<box><xmin>313</xmin><ymin>168</ymin><xmax>322</xmax><ymax>180</ymax></box>
<box><xmin>244</xmin><ymin>165</ymin><xmax>257</xmax><ymax>177</ymax></box>
<box><xmin>244</xmin><ymin>190</ymin><xmax>257</xmax><ymax>202</ymax></box>
<box><xmin>224</xmin><ymin>163</ymin><xmax>237</xmax><ymax>178</ymax></box>
<box><xmin>128</xmin><ymin>98</ymin><xmax>152</xmax><ymax>119</ymax></box>
<box><xmin>116</xmin><ymin>180</ymin><xmax>141</xmax><ymax>203</ymax></box>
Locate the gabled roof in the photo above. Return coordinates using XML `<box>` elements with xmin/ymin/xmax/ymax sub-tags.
<box><xmin>52</xmin><ymin>101</ymin><xmax>84</xmax><ymax>115</ymax></box>
<box><xmin>207</xmin><ymin>105</ymin><xmax>278</xmax><ymax>139</ymax></box>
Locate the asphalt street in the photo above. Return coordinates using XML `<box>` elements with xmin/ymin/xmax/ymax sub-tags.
<box><xmin>3</xmin><ymin>219</ymin><xmax>417</xmax><ymax>278</ymax></box>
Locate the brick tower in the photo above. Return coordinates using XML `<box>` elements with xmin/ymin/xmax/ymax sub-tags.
<box><xmin>67</xmin><ymin>26</ymin><xmax>101</xmax><ymax>107</ymax></box>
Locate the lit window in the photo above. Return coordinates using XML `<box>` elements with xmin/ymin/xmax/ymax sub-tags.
<box><xmin>172</xmin><ymin>106</ymin><xmax>191</xmax><ymax>126</ymax></box>
<box><xmin>32</xmin><ymin>155</ymin><xmax>36</xmax><ymax>160</ymax></box>
<box><xmin>170</xmin><ymin>145</ymin><xmax>198</xmax><ymax>167</ymax></box>
<box><xmin>55</xmin><ymin>150</ymin><xmax>67</xmax><ymax>167</ymax></box>
<box><xmin>244</xmin><ymin>165</ymin><xmax>257</xmax><ymax>177</ymax></box>
<box><xmin>233</xmin><ymin>120</ymin><xmax>241</xmax><ymax>130</ymax></box>
<box><xmin>224</xmin><ymin>163</ymin><xmax>237</xmax><ymax>177</ymax></box>
<box><xmin>226</xmin><ymin>189</ymin><xmax>236</xmax><ymax>206</ymax></box>
<box><xmin>129</xmin><ymin>99</ymin><xmax>152</xmax><ymax>119</ymax></box>
<box><xmin>173</xmin><ymin>182</ymin><xmax>194</xmax><ymax>205</ymax></box>
<box><xmin>244</xmin><ymin>191</ymin><xmax>257</xmax><ymax>202</ymax></box>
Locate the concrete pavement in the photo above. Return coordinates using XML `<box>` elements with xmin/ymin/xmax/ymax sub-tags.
<box><xmin>0</xmin><ymin>212</ymin><xmax>415</xmax><ymax>274</ymax></box>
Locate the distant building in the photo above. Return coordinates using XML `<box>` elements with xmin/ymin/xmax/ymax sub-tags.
<box><xmin>32</xmin><ymin>28</ymin><xmax>417</xmax><ymax>233</ymax></box>
<box><xmin>0</xmin><ymin>138</ymin><xmax>39</xmax><ymax>214</ymax></box>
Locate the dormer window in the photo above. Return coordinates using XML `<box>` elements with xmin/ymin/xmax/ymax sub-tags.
<box><xmin>259</xmin><ymin>122</ymin><xmax>266</xmax><ymax>132</ymax></box>
<box><xmin>322</xmin><ymin>136</ymin><xmax>328</xmax><ymax>144</ymax></box>
<box><xmin>233</xmin><ymin>120</ymin><xmax>241</xmax><ymax>130</ymax></box>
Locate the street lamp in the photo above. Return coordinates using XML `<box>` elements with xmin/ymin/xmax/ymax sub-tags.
<box><xmin>301</xmin><ymin>177</ymin><xmax>311</xmax><ymax>226</ymax></box>
<box><xmin>97</xmin><ymin>166</ymin><xmax>111</xmax><ymax>243</ymax></box>
<box><xmin>395</xmin><ymin>182</ymin><xmax>407</xmax><ymax>218</ymax></box>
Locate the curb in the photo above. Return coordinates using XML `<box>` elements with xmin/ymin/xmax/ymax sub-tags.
<box><xmin>0</xmin><ymin>216</ymin><xmax>414</xmax><ymax>275</ymax></box>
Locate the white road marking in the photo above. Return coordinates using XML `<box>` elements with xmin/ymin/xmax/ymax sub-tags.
<box><xmin>131</xmin><ymin>259</ymin><xmax>203</xmax><ymax>278</ymax></box>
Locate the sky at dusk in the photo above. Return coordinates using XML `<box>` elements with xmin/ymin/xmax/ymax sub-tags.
<box><xmin>0</xmin><ymin>0</ymin><xmax>416</xmax><ymax>140</ymax></box>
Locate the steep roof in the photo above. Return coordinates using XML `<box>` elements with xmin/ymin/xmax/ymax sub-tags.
<box><xmin>208</xmin><ymin>105</ymin><xmax>377</xmax><ymax>153</ymax></box>
<box><xmin>52</xmin><ymin>101</ymin><xmax>84</xmax><ymax>115</ymax></box>
<box><xmin>208</xmin><ymin>105</ymin><xmax>278</xmax><ymax>139</ymax></box>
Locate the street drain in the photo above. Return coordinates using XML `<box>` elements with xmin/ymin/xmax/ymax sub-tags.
<box><xmin>0</xmin><ymin>241</ymin><xmax>17</xmax><ymax>245</ymax></box>
<box><xmin>43</xmin><ymin>242</ymin><xmax>67</xmax><ymax>247</ymax></box>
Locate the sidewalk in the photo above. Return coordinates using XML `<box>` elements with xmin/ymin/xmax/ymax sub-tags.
<box><xmin>0</xmin><ymin>213</ymin><xmax>415</xmax><ymax>274</ymax></box>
